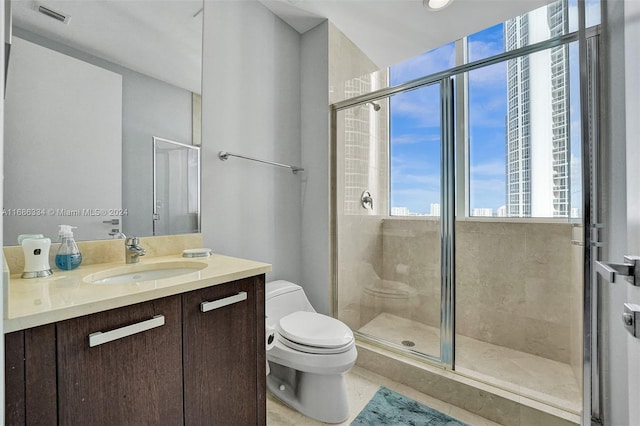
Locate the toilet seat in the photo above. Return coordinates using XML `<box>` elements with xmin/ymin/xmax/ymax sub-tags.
<box><xmin>277</xmin><ymin>311</ymin><xmax>354</xmax><ymax>354</ymax></box>
<box><xmin>278</xmin><ymin>335</ymin><xmax>354</xmax><ymax>354</ymax></box>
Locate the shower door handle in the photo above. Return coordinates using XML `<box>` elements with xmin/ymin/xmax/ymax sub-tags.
<box><xmin>595</xmin><ymin>255</ymin><xmax>640</xmax><ymax>286</ymax></box>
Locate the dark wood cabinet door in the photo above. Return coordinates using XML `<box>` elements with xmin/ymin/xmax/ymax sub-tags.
<box><xmin>183</xmin><ymin>275</ymin><xmax>265</xmax><ymax>426</ymax></box>
<box><xmin>5</xmin><ymin>324</ymin><xmax>57</xmax><ymax>426</ymax></box>
<box><xmin>56</xmin><ymin>296</ymin><xmax>183</xmax><ymax>426</ymax></box>
<box><xmin>5</xmin><ymin>330</ymin><xmax>26</xmax><ymax>426</ymax></box>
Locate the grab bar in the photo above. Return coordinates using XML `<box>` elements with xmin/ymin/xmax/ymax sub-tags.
<box><xmin>218</xmin><ymin>151</ymin><xmax>304</xmax><ymax>174</ymax></box>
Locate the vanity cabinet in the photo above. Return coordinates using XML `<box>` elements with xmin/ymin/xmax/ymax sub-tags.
<box><xmin>57</xmin><ymin>295</ymin><xmax>183</xmax><ymax>425</ymax></box>
<box><xmin>183</xmin><ymin>276</ymin><xmax>266</xmax><ymax>425</ymax></box>
<box><xmin>4</xmin><ymin>275</ymin><xmax>266</xmax><ymax>426</ymax></box>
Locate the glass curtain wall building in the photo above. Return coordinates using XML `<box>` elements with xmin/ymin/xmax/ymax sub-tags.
<box><xmin>505</xmin><ymin>0</ymin><xmax>571</xmax><ymax>218</ymax></box>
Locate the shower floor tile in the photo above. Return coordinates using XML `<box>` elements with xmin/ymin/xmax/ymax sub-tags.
<box><xmin>358</xmin><ymin>313</ymin><xmax>582</xmax><ymax>415</ymax></box>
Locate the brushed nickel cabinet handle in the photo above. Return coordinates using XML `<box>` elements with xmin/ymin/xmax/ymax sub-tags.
<box><xmin>201</xmin><ymin>292</ymin><xmax>247</xmax><ymax>313</ymax></box>
<box><xmin>88</xmin><ymin>315</ymin><xmax>165</xmax><ymax>347</ymax></box>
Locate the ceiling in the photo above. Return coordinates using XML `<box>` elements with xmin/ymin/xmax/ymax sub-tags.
<box><xmin>10</xmin><ymin>0</ymin><xmax>203</xmax><ymax>94</ymax></box>
<box><xmin>10</xmin><ymin>0</ymin><xmax>553</xmax><ymax>94</ymax></box>
<box><xmin>260</xmin><ymin>0</ymin><xmax>554</xmax><ymax>68</ymax></box>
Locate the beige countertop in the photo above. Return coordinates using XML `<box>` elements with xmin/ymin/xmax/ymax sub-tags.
<box><xmin>4</xmin><ymin>253</ymin><xmax>271</xmax><ymax>333</ymax></box>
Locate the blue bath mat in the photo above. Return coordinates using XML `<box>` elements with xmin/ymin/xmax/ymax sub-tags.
<box><xmin>351</xmin><ymin>387</ymin><xmax>469</xmax><ymax>426</ymax></box>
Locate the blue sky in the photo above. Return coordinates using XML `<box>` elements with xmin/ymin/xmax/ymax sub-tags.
<box><xmin>389</xmin><ymin>42</ymin><xmax>454</xmax><ymax>214</ymax></box>
<box><xmin>389</xmin><ymin>24</ymin><xmax>507</xmax><ymax>215</ymax></box>
<box><xmin>388</xmin><ymin>0</ymin><xmax>593</xmax><ymax>216</ymax></box>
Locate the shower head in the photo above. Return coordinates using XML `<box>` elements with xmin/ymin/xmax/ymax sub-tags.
<box><xmin>367</xmin><ymin>102</ymin><xmax>381</xmax><ymax>112</ymax></box>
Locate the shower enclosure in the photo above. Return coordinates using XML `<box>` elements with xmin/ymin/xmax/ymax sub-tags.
<box><xmin>332</xmin><ymin>1</ymin><xmax>600</xmax><ymax>421</ymax></box>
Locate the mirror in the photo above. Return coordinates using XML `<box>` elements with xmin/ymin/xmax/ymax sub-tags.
<box><xmin>3</xmin><ymin>0</ymin><xmax>203</xmax><ymax>244</ymax></box>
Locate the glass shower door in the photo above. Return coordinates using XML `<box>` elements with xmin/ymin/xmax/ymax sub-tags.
<box><xmin>334</xmin><ymin>80</ymin><xmax>454</xmax><ymax>364</ymax></box>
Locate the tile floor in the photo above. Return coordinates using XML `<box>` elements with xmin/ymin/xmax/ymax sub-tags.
<box><xmin>266</xmin><ymin>365</ymin><xmax>500</xmax><ymax>426</ymax></box>
<box><xmin>358</xmin><ymin>313</ymin><xmax>582</xmax><ymax>414</ymax></box>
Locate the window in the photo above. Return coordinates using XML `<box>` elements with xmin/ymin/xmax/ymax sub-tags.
<box><xmin>389</xmin><ymin>84</ymin><xmax>441</xmax><ymax>216</ymax></box>
<box><xmin>468</xmin><ymin>41</ymin><xmax>579</xmax><ymax>218</ymax></box>
<box><xmin>390</xmin><ymin>43</ymin><xmax>455</xmax><ymax>86</ymax></box>
<box><xmin>384</xmin><ymin>0</ymin><xmax>595</xmax><ymax>219</ymax></box>
<box><xmin>467</xmin><ymin>62</ymin><xmax>508</xmax><ymax>216</ymax></box>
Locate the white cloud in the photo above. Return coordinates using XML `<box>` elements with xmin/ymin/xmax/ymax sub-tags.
<box><xmin>470</xmin><ymin>161</ymin><xmax>505</xmax><ymax>177</ymax></box>
<box><xmin>390</xmin><ymin>88</ymin><xmax>442</xmax><ymax>128</ymax></box>
<box><xmin>468</xmin><ymin>62</ymin><xmax>507</xmax><ymax>86</ymax></box>
<box><xmin>469</xmin><ymin>177</ymin><xmax>506</xmax><ymax>210</ymax></box>
<box><xmin>391</xmin><ymin>154</ymin><xmax>439</xmax><ymax>173</ymax></box>
<box><xmin>467</xmin><ymin>95</ymin><xmax>507</xmax><ymax>128</ymax></box>
<box><xmin>391</xmin><ymin>188</ymin><xmax>441</xmax><ymax>212</ymax></box>
<box><xmin>392</xmin><ymin>173</ymin><xmax>440</xmax><ymax>187</ymax></box>
<box><xmin>468</xmin><ymin>40</ymin><xmax>504</xmax><ymax>63</ymax></box>
<box><xmin>391</xmin><ymin>43</ymin><xmax>455</xmax><ymax>85</ymax></box>
<box><xmin>391</xmin><ymin>134</ymin><xmax>440</xmax><ymax>145</ymax></box>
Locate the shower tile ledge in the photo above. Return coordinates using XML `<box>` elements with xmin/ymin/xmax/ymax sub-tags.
<box><xmin>358</xmin><ymin>313</ymin><xmax>581</xmax><ymax>414</ymax></box>
<box><xmin>356</xmin><ymin>340</ymin><xmax>580</xmax><ymax>426</ymax></box>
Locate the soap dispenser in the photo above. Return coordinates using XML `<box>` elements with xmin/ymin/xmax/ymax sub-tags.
<box><xmin>55</xmin><ymin>225</ymin><xmax>82</xmax><ymax>270</ymax></box>
<box><xmin>18</xmin><ymin>234</ymin><xmax>53</xmax><ymax>278</ymax></box>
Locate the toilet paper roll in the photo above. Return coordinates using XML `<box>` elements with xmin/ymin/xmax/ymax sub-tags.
<box><xmin>266</xmin><ymin>325</ymin><xmax>276</xmax><ymax>351</ymax></box>
<box><xmin>265</xmin><ymin>325</ymin><xmax>276</xmax><ymax>376</ymax></box>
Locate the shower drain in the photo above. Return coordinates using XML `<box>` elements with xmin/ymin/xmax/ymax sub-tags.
<box><xmin>401</xmin><ymin>340</ymin><xmax>415</xmax><ymax>347</ymax></box>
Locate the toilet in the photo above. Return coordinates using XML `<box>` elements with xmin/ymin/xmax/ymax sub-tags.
<box><xmin>266</xmin><ymin>280</ymin><xmax>357</xmax><ymax>424</ymax></box>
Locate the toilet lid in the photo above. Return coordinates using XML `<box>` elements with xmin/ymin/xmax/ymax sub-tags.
<box><xmin>277</xmin><ymin>311</ymin><xmax>354</xmax><ymax>349</ymax></box>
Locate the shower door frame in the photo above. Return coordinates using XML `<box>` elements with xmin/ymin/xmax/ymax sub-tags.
<box><xmin>331</xmin><ymin>77</ymin><xmax>456</xmax><ymax>368</ymax></box>
<box><xmin>331</xmin><ymin>4</ymin><xmax>601</xmax><ymax>422</ymax></box>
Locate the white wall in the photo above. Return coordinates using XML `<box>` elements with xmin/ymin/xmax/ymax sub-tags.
<box><xmin>201</xmin><ymin>1</ymin><xmax>302</xmax><ymax>285</ymax></box>
<box><xmin>622</xmin><ymin>2</ymin><xmax>640</xmax><ymax>423</ymax></box>
<box><xmin>301</xmin><ymin>22</ymin><xmax>330</xmax><ymax>314</ymax></box>
<box><xmin>601</xmin><ymin>1</ymin><xmax>631</xmax><ymax>424</ymax></box>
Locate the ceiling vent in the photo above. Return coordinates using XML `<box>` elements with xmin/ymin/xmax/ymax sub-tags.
<box><xmin>38</xmin><ymin>5</ymin><xmax>72</xmax><ymax>24</ymax></box>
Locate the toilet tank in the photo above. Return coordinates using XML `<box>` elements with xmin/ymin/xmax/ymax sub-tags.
<box><xmin>266</xmin><ymin>280</ymin><xmax>315</xmax><ymax>325</ymax></box>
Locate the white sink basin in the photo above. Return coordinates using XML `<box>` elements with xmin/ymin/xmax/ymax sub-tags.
<box><xmin>84</xmin><ymin>261</ymin><xmax>208</xmax><ymax>285</ymax></box>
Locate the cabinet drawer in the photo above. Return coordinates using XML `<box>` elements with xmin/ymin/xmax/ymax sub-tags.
<box><xmin>56</xmin><ymin>295</ymin><xmax>183</xmax><ymax>426</ymax></box>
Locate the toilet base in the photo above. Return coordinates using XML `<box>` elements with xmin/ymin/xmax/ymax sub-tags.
<box><xmin>267</xmin><ymin>362</ymin><xmax>349</xmax><ymax>424</ymax></box>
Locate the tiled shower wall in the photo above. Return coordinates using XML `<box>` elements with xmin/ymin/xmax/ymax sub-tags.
<box><xmin>336</xmin><ymin>215</ymin><xmax>383</xmax><ymax>329</ymax></box>
<box><xmin>339</xmin><ymin>218</ymin><xmax>582</xmax><ymax>370</ymax></box>
<box><xmin>453</xmin><ymin>221</ymin><xmax>578</xmax><ymax>365</ymax></box>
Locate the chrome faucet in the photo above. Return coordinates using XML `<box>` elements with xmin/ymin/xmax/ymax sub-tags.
<box><xmin>125</xmin><ymin>236</ymin><xmax>146</xmax><ymax>264</ymax></box>
<box><xmin>111</xmin><ymin>231</ymin><xmax>127</xmax><ymax>240</ymax></box>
